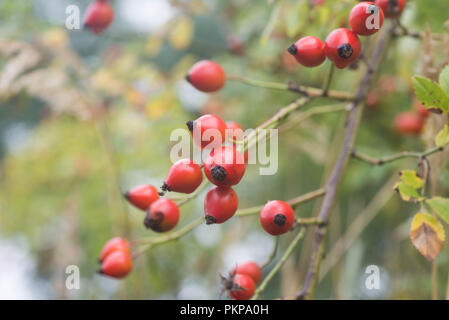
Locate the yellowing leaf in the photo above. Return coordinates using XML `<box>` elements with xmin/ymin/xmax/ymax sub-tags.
<box><xmin>410</xmin><ymin>213</ymin><xmax>445</xmax><ymax>261</ymax></box>
<box><xmin>40</xmin><ymin>29</ymin><xmax>68</xmax><ymax>48</ymax></box>
<box><xmin>400</xmin><ymin>170</ymin><xmax>424</xmax><ymax>189</ymax></box>
<box><xmin>435</xmin><ymin>124</ymin><xmax>449</xmax><ymax>147</ymax></box>
<box><xmin>125</xmin><ymin>88</ymin><xmax>146</xmax><ymax>108</ymax></box>
<box><xmin>168</xmin><ymin>16</ymin><xmax>194</xmax><ymax>50</ymax></box>
<box><xmin>145</xmin><ymin>92</ymin><xmax>178</xmax><ymax>119</ymax></box>
<box><xmin>91</xmin><ymin>69</ymin><xmax>124</xmax><ymax>95</ymax></box>
<box><xmin>426</xmin><ymin>197</ymin><xmax>449</xmax><ymax>224</ymax></box>
<box><xmin>439</xmin><ymin>64</ymin><xmax>449</xmax><ymax>96</ymax></box>
<box><xmin>394</xmin><ymin>182</ymin><xmax>424</xmax><ymax>202</ymax></box>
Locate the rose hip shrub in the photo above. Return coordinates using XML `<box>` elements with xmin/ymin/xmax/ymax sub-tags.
<box><xmin>0</xmin><ymin>0</ymin><xmax>448</xmax><ymax>300</ymax></box>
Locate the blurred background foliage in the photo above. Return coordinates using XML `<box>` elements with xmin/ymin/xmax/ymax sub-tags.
<box><xmin>0</xmin><ymin>0</ymin><xmax>448</xmax><ymax>299</ymax></box>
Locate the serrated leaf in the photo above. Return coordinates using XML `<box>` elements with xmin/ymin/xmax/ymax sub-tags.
<box><xmin>410</xmin><ymin>213</ymin><xmax>445</xmax><ymax>261</ymax></box>
<box><xmin>426</xmin><ymin>197</ymin><xmax>449</xmax><ymax>224</ymax></box>
<box><xmin>394</xmin><ymin>182</ymin><xmax>424</xmax><ymax>202</ymax></box>
<box><xmin>439</xmin><ymin>64</ymin><xmax>449</xmax><ymax>96</ymax></box>
<box><xmin>400</xmin><ymin>170</ymin><xmax>424</xmax><ymax>189</ymax></box>
<box><xmin>435</xmin><ymin>124</ymin><xmax>449</xmax><ymax>147</ymax></box>
<box><xmin>412</xmin><ymin>76</ymin><xmax>449</xmax><ymax>113</ymax></box>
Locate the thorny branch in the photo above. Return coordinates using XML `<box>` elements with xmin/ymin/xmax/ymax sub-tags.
<box><xmin>296</xmin><ymin>23</ymin><xmax>395</xmax><ymax>300</ymax></box>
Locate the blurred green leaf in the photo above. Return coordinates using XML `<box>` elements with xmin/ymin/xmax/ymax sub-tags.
<box><xmin>285</xmin><ymin>1</ymin><xmax>308</xmax><ymax>38</ymax></box>
<box><xmin>426</xmin><ymin>197</ymin><xmax>449</xmax><ymax>224</ymax></box>
<box><xmin>400</xmin><ymin>170</ymin><xmax>424</xmax><ymax>189</ymax></box>
<box><xmin>439</xmin><ymin>64</ymin><xmax>449</xmax><ymax>96</ymax></box>
<box><xmin>435</xmin><ymin>124</ymin><xmax>449</xmax><ymax>147</ymax></box>
<box><xmin>394</xmin><ymin>182</ymin><xmax>424</xmax><ymax>202</ymax></box>
<box><xmin>412</xmin><ymin>76</ymin><xmax>449</xmax><ymax>113</ymax></box>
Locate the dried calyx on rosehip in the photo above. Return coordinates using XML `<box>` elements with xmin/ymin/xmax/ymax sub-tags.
<box><xmin>144</xmin><ymin>199</ymin><xmax>180</xmax><ymax>232</ymax></box>
<box><xmin>220</xmin><ymin>269</ymin><xmax>256</xmax><ymax>300</ymax></box>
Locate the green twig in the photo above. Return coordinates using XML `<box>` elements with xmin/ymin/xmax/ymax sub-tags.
<box><xmin>352</xmin><ymin>146</ymin><xmax>446</xmax><ymax>166</ymax></box>
<box><xmin>261</xmin><ymin>236</ymin><xmax>280</xmax><ymax>269</ymax></box>
<box><xmin>252</xmin><ymin>228</ymin><xmax>306</xmax><ymax>300</ymax></box>
<box><xmin>228</xmin><ymin>75</ymin><xmax>354</xmax><ymax>101</ymax></box>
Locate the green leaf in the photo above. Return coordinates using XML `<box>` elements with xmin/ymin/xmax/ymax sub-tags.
<box><xmin>435</xmin><ymin>124</ymin><xmax>449</xmax><ymax>147</ymax></box>
<box><xmin>439</xmin><ymin>64</ymin><xmax>449</xmax><ymax>96</ymax></box>
<box><xmin>426</xmin><ymin>197</ymin><xmax>449</xmax><ymax>224</ymax></box>
<box><xmin>400</xmin><ymin>170</ymin><xmax>424</xmax><ymax>189</ymax></box>
<box><xmin>394</xmin><ymin>182</ymin><xmax>424</xmax><ymax>202</ymax></box>
<box><xmin>412</xmin><ymin>76</ymin><xmax>449</xmax><ymax>113</ymax></box>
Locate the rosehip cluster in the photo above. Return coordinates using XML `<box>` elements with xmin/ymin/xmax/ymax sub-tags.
<box><xmin>83</xmin><ymin>0</ymin><xmax>114</xmax><ymax>35</ymax></box>
<box><xmin>123</xmin><ymin>112</ymin><xmax>246</xmax><ymax>227</ymax></box>
<box><xmin>98</xmin><ymin>237</ymin><xmax>133</xmax><ymax>279</ymax></box>
<box><xmin>286</xmin><ymin>1</ymin><xmax>400</xmax><ymax>69</ymax></box>
<box><xmin>222</xmin><ymin>261</ymin><xmax>262</xmax><ymax>300</ymax></box>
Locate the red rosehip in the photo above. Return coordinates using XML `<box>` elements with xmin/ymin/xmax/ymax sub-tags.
<box><xmin>83</xmin><ymin>0</ymin><xmax>114</xmax><ymax>35</ymax></box>
<box><xmin>377</xmin><ymin>75</ymin><xmax>397</xmax><ymax>93</ymax></box>
<box><xmin>231</xmin><ymin>261</ymin><xmax>262</xmax><ymax>284</ymax></box>
<box><xmin>414</xmin><ymin>101</ymin><xmax>430</xmax><ymax>118</ymax></box>
<box><xmin>230</xmin><ymin>274</ymin><xmax>256</xmax><ymax>300</ymax></box>
<box><xmin>260</xmin><ymin>200</ymin><xmax>295</xmax><ymax>236</ymax></box>
<box><xmin>124</xmin><ymin>184</ymin><xmax>159</xmax><ymax>211</ymax></box>
<box><xmin>227</xmin><ymin>35</ymin><xmax>245</xmax><ymax>56</ymax></box>
<box><xmin>186</xmin><ymin>60</ymin><xmax>226</xmax><ymax>93</ymax></box>
<box><xmin>204</xmin><ymin>146</ymin><xmax>246</xmax><ymax>186</ymax></box>
<box><xmin>349</xmin><ymin>2</ymin><xmax>384</xmax><ymax>36</ymax></box>
<box><xmin>99</xmin><ymin>250</ymin><xmax>133</xmax><ymax>279</ymax></box>
<box><xmin>187</xmin><ymin>114</ymin><xmax>227</xmax><ymax>150</ymax></box>
<box><xmin>287</xmin><ymin>36</ymin><xmax>326</xmax><ymax>67</ymax></box>
<box><xmin>226</xmin><ymin>121</ymin><xmax>244</xmax><ymax>140</ymax></box>
<box><xmin>375</xmin><ymin>0</ymin><xmax>406</xmax><ymax>18</ymax></box>
<box><xmin>204</xmin><ymin>186</ymin><xmax>238</xmax><ymax>224</ymax></box>
<box><xmin>99</xmin><ymin>237</ymin><xmax>130</xmax><ymax>263</ymax></box>
<box><xmin>324</xmin><ymin>28</ymin><xmax>361</xmax><ymax>69</ymax></box>
<box><xmin>366</xmin><ymin>89</ymin><xmax>381</xmax><ymax>109</ymax></box>
<box><xmin>394</xmin><ymin>112</ymin><xmax>424</xmax><ymax>135</ymax></box>
<box><xmin>144</xmin><ymin>199</ymin><xmax>180</xmax><ymax>232</ymax></box>
<box><xmin>161</xmin><ymin>159</ymin><xmax>203</xmax><ymax>194</ymax></box>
